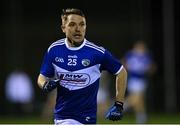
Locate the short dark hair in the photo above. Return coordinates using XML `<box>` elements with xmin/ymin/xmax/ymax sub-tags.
<box><xmin>61</xmin><ymin>8</ymin><xmax>85</xmax><ymax>25</ymax></box>
<box><xmin>61</xmin><ymin>8</ymin><xmax>85</xmax><ymax>17</ymax></box>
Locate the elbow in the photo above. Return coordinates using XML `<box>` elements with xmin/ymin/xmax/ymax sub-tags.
<box><xmin>117</xmin><ymin>66</ymin><xmax>128</xmax><ymax>80</ymax></box>
<box><xmin>37</xmin><ymin>76</ymin><xmax>42</xmax><ymax>89</ymax></box>
<box><xmin>122</xmin><ymin>66</ymin><xmax>128</xmax><ymax>77</ymax></box>
<box><xmin>120</xmin><ymin>66</ymin><xmax>128</xmax><ymax>77</ymax></box>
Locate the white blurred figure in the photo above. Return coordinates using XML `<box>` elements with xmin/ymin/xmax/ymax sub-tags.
<box><xmin>5</xmin><ymin>70</ymin><xmax>34</xmax><ymax>115</ymax></box>
<box><xmin>123</xmin><ymin>40</ymin><xmax>156</xmax><ymax>124</ymax></box>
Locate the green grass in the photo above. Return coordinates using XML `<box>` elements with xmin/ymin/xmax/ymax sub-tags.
<box><xmin>98</xmin><ymin>113</ymin><xmax>180</xmax><ymax>124</ymax></box>
<box><xmin>0</xmin><ymin>113</ymin><xmax>180</xmax><ymax>124</ymax></box>
<box><xmin>0</xmin><ymin>116</ymin><xmax>49</xmax><ymax>124</ymax></box>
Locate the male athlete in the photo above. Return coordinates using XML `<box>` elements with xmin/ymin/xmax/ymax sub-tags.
<box><xmin>123</xmin><ymin>41</ymin><xmax>155</xmax><ymax>123</ymax></box>
<box><xmin>37</xmin><ymin>8</ymin><xmax>127</xmax><ymax>124</ymax></box>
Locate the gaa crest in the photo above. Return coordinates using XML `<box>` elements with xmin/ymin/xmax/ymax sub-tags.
<box><xmin>82</xmin><ymin>59</ymin><xmax>90</xmax><ymax>66</ymax></box>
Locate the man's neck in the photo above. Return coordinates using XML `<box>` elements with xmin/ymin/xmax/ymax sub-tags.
<box><xmin>67</xmin><ymin>38</ymin><xmax>83</xmax><ymax>47</ymax></box>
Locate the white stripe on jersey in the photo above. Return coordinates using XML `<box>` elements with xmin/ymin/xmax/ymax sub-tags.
<box><xmin>52</xmin><ymin>63</ymin><xmax>101</xmax><ymax>90</ymax></box>
<box><xmin>48</xmin><ymin>39</ymin><xmax>65</xmax><ymax>52</ymax></box>
<box><xmin>115</xmin><ymin>65</ymin><xmax>124</xmax><ymax>75</ymax></box>
<box><xmin>85</xmin><ymin>43</ymin><xmax>105</xmax><ymax>54</ymax></box>
<box><xmin>85</xmin><ymin>42</ymin><xmax>105</xmax><ymax>51</ymax></box>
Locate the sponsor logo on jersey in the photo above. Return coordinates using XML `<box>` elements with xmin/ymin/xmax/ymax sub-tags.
<box><xmin>58</xmin><ymin>72</ymin><xmax>90</xmax><ymax>87</ymax></box>
<box><xmin>68</xmin><ymin>55</ymin><xmax>78</xmax><ymax>58</ymax></box>
<box><xmin>81</xmin><ymin>59</ymin><xmax>90</xmax><ymax>66</ymax></box>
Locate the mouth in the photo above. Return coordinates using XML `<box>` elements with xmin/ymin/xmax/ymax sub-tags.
<box><xmin>73</xmin><ymin>34</ymin><xmax>82</xmax><ymax>39</ymax></box>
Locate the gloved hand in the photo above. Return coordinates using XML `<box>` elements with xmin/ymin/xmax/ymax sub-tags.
<box><xmin>105</xmin><ymin>101</ymin><xmax>124</xmax><ymax>121</ymax></box>
<box><xmin>42</xmin><ymin>79</ymin><xmax>60</xmax><ymax>93</ymax></box>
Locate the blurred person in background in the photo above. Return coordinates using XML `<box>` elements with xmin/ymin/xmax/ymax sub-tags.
<box><xmin>122</xmin><ymin>40</ymin><xmax>156</xmax><ymax>124</ymax></box>
<box><xmin>5</xmin><ymin>69</ymin><xmax>34</xmax><ymax>115</ymax></box>
<box><xmin>37</xmin><ymin>8</ymin><xmax>127</xmax><ymax>124</ymax></box>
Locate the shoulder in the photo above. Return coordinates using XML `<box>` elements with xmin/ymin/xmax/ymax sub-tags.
<box><xmin>84</xmin><ymin>40</ymin><xmax>105</xmax><ymax>54</ymax></box>
<box><xmin>47</xmin><ymin>38</ymin><xmax>65</xmax><ymax>52</ymax></box>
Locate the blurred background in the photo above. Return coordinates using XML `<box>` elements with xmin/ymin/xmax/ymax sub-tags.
<box><xmin>0</xmin><ymin>0</ymin><xmax>179</xmax><ymax>124</ymax></box>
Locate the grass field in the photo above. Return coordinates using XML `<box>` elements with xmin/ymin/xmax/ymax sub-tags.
<box><xmin>0</xmin><ymin>113</ymin><xmax>180</xmax><ymax>124</ymax></box>
<box><xmin>97</xmin><ymin>113</ymin><xmax>180</xmax><ymax>124</ymax></box>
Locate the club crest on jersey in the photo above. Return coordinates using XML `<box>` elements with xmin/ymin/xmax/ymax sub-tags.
<box><xmin>82</xmin><ymin>59</ymin><xmax>90</xmax><ymax>66</ymax></box>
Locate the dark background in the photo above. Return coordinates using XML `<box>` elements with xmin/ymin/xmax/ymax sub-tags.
<box><xmin>0</xmin><ymin>0</ymin><xmax>179</xmax><ymax>115</ymax></box>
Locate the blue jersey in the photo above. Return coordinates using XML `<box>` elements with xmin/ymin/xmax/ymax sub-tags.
<box><xmin>125</xmin><ymin>51</ymin><xmax>152</xmax><ymax>80</ymax></box>
<box><xmin>40</xmin><ymin>38</ymin><xmax>122</xmax><ymax>124</ymax></box>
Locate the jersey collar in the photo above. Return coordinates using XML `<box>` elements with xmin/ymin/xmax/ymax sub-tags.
<box><xmin>65</xmin><ymin>38</ymin><xmax>86</xmax><ymax>50</ymax></box>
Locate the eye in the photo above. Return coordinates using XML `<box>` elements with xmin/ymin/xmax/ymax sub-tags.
<box><xmin>79</xmin><ymin>22</ymin><xmax>85</xmax><ymax>27</ymax></box>
<box><xmin>68</xmin><ymin>22</ymin><xmax>76</xmax><ymax>27</ymax></box>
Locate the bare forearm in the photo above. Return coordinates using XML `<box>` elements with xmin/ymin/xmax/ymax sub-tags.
<box><xmin>37</xmin><ymin>74</ymin><xmax>48</xmax><ymax>89</ymax></box>
<box><xmin>116</xmin><ymin>66</ymin><xmax>127</xmax><ymax>102</ymax></box>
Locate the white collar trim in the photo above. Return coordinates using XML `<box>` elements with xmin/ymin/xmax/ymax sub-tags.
<box><xmin>65</xmin><ymin>38</ymin><xmax>86</xmax><ymax>50</ymax></box>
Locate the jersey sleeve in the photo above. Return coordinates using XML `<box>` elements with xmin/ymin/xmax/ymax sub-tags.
<box><xmin>100</xmin><ymin>49</ymin><xmax>123</xmax><ymax>75</ymax></box>
<box><xmin>40</xmin><ymin>49</ymin><xmax>55</xmax><ymax>78</ymax></box>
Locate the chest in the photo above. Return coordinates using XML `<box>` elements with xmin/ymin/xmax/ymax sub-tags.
<box><xmin>52</xmin><ymin>50</ymin><xmax>100</xmax><ymax>71</ymax></box>
<box><xmin>126</xmin><ymin>54</ymin><xmax>151</xmax><ymax>72</ymax></box>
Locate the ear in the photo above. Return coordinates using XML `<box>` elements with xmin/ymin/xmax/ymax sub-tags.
<box><xmin>61</xmin><ymin>25</ymin><xmax>65</xmax><ymax>33</ymax></box>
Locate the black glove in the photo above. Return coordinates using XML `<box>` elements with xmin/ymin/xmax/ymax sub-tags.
<box><xmin>42</xmin><ymin>79</ymin><xmax>60</xmax><ymax>93</ymax></box>
<box><xmin>105</xmin><ymin>101</ymin><xmax>124</xmax><ymax>121</ymax></box>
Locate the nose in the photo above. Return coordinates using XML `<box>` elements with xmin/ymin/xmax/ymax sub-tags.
<box><xmin>75</xmin><ymin>25</ymin><xmax>80</xmax><ymax>31</ymax></box>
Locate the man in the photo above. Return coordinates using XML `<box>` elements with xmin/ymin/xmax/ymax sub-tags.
<box><xmin>123</xmin><ymin>40</ymin><xmax>156</xmax><ymax>123</ymax></box>
<box><xmin>37</xmin><ymin>8</ymin><xmax>127</xmax><ymax>124</ymax></box>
